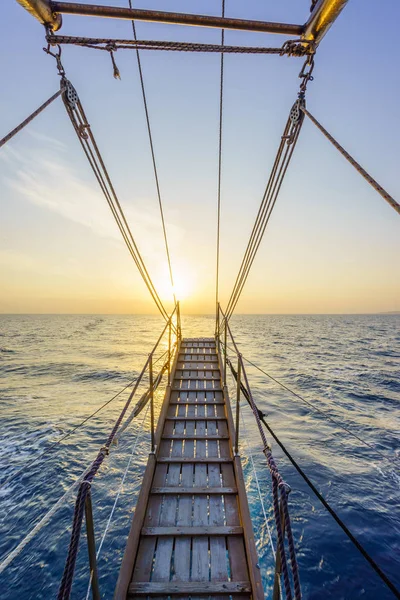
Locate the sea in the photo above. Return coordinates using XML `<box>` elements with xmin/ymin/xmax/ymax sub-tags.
<box><xmin>0</xmin><ymin>314</ymin><xmax>399</xmax><ymax>600</ymax></box>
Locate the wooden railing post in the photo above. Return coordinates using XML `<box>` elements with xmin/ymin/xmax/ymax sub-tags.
<box><xmin>85</xmin><ymin>491</ymin><xmax>101</xmax><ymax>600</ymax></box>
<box><xmin>168</xmin><ymin>318</ymin><xmax>172</xmax><ymax>386</ymax></box>
<box><xmin>272</xmin><ymin>497</ymin><xmax>286</xmax><ymax>600</ymax></box>
<box><xmin>149</xmin><ymin>354</ymin><xmax>155</xmax><ymax>453</ymax></box>
<box><xmin>223</xmin><ymin>319</ymin><xmax>227</xmax><ymax>387</ymax></box>
<box><xmin>234</xmin><ymin>355</ymin><xmax>241</xmax><ymax>455</ymax></box>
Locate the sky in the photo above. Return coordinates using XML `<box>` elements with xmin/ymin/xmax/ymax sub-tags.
<box><xmin>0</xmin><ymin>0</ymin><xmax>399</xmax><ymax>315</ymax></box>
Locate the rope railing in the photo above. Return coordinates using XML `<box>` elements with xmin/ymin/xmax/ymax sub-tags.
<box><xmin>216</xmin><ymin>304</ymin><xmax>301</xmax><ymax>600</ymax></box>
<box><xmin>57</xmin><ymin>305</ymin><xmax>180</xmax><ymax>600</ymax></box>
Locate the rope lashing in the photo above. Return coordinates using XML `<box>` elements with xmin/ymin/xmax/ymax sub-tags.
<box><xmin>226</xmin><ymin>354</ymin><xmax>301</xmax><ymax>600</ymax></box>
<box><xmin>301</xmin><ymin>106</ymin><xmax>400</xmax><ymax>216</ymax></box>
<box><xmin>223</xmin><ymin>55</ymin><xmax>315</xmax><ymax>322</ymax></box>
<box><xmin>43</xmin><ymin>46</ymin><xmax>171</xmax><ymax>322</ymax></box>
<box><xmin>127</xmin><ymin>2</ymin><xmax>177</xmax><ymax>305</ymax></box>
<box><xmin>46</xmin><ymin>34</ymin><xmax>314</xmax><ymax>57</ymax></box>
<box><xmin>0</xmin><ymin>88</ymin><xmax>64</xmax><ymax>149</ymax></box>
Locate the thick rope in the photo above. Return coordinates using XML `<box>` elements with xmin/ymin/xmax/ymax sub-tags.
<box><xmin>260</xmin><ymin>415</ymin><xmax>400</xmax><ymax>600</ymax></box>
<box><xmin>239</xmin><ymin>399</ymin><xmax>276</xmax><ymax>560</ymax></box>
<box><xmin>301</xmin><ymin>106</ymin><xmax>400</xmax><ymax>216</ymax></box>
<box><xmin>84</xmin><ymin>405</ymin><xmax>150</xmax><ymax>600</ymax></box>
<box><xmin>224</xmin><ymin>104</ymin><xmax>304</xmax><ymax>321</ymax></box>
<box><xmin>59</xmin><ymin>76</ymin><xmax>171</xmax><ymax>321</ymax></box>
<box><xmin>215</xmin><ymin>0</ymin><xmax>225</xmax><ymax>327</ymax></box>
<box><xmin>128</xmin><ymin>3</ymin><xmax>177</xmax><ymax>305</ymax></box>
<box><xmin>0</xmin><ymin>89</ymin><xmax>63</xmax><ymax>149</ymax></box>
<box><xmin>46</xmin><ymin>35</ymin><xmax>312</xmax><ymax>56</ymax></box>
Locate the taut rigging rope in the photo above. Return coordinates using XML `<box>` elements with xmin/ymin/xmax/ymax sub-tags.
<box><xmin>300</xmin><ymin>106</ymin><xmax>400</xmax><ymax>216</ymax></box>
<box><xmin>0</xmin><ymin>88</ymin><xmax>64</xmax><ymax>149</ymax></box>
<box><xmin>128</xmin><ymin>1</ymin><xmax>177</xmax><ymax>304</ymax></box>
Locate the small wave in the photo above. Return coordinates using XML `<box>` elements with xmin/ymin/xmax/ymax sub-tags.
<box><xmin>73</xmin><ymin>369</ymin><xmax>128</xmax><ymax>382</ymax></box>
<box><xmin>0</xmin><ymin>348</ymin><xmax>16</xmax><ymax>354</ymax></box>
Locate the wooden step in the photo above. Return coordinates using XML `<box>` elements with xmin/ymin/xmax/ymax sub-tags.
<box><xmin>170</xmin><ymin>400</ymin><xmax>225</xmax><ymax>405</ymax></box>
<box><xmin>165</xmin><ymin>416</ymin><xmax>226</xmax><ymax>421</ymax></box>
<box><xmin>157</xmin><ymin>457</ymin><xmax>232</xmax><ymax>464</ymax></box>
<box><xmin>161</xmin><ymin>434</ymin><xmax>229</xmax><ymax>440</ymax></box>
<box><xmin>141</xmin><ymin>526</ymin><xmax>243</xmax><ymax>536</ymax></box>
<box><xmin>150</xmin><ymin>486</ymin><xmax>237</xmax><ymax>495</ymax></box>
<box><xmin>128</xmin><ymin>581</ymin><xmax>251</xmax><ymax>595</ymax></box>
<box><xmin>174</xmin><ymin>377</ymin><xmax>221</xmax><ymax>381</ymax></box>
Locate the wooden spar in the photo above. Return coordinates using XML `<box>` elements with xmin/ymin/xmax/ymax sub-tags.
<box><xmin>114</xmin><ymin>338</ymin><xmax>263</xmax><ymax>600</ymax></box>
<box><xmin>302</xmin><ymin>0</ymin><xmax>350</xmax><ymax>45</ymax></box>
<box><xmin>49</xmin><ymin>2</ymin><xmax>303</xmax><ymax>35</ymax></box>
<box><xmin>16</xmin><ymin>0</ymin><xmax>62</xmax><ymax>30</ymax></box>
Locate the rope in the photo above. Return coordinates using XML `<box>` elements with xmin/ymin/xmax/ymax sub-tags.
<box><xmin>0</xmin><ymin>88</ymin><xmax>64</xmax><ymax>149</ymax></box>
<box><xmin>128</xmin><ymin>3</ymin><xmax>177</xmax><ymax>305</ymax></box>
<box><xmin>57</xmin><ymin>356</ymin><xmax>149</xmax><ymax>600</ymax></box>
<box><xmin>224</xmin><ymin>335</ymin><xmax>400</xmax><ymax>600</ymax></box>
<box><xmin>46</xmin><ymin>35</ymin><xmax>311</xmax><ymax>56</ymax></box>
<box><xmin>301</xmin><ymin>106</ymin><xmax>400</xmax><ymax>216</ymax></box>
<box><xmin>215</xmin><ymin>0</ymin><xmax>225</xmax><ymax>326</ymax></box>
<box><xmin>227</xmin><ymin>355</ymin><xmax>301</xmax><ymax>599</ymax></box>
<box><xmin>0</xmin><ymin>376</ymin><xmax>138</xmax><ymax>491</ymax></box>
<box><xmin>0</xmin><ymin>465</ymin><xmax>89</xmax><ymax>575</ymax></box>
<box><xmin>224</xmin><ymin>101</ymin><xmax>304</xmax><ymax>321</ymax></box>
<box><xmin>260</xmin><ymin>416</ymin><xmax>400</xmax><ymax>600</ymax></box>
<box><xmin>58</xmin><ymin>74</ymin><xmax>171</xmax><ymax>321</ymax></box>
<box><xmin>84</xmin><ymin>405</ymin><xmax>150</xmax><ymax>600</ymax></box>
<box><xmin>225</xmin><ymin>342</ymin><xmax>400</xmax><ymax>468</ymax></box>
<box><xmin>239</xmin><ymin>399</ymin><xmax>276</xmax><ymax>560</ymax></box>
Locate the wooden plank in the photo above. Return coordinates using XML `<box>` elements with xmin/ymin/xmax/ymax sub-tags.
<box><xmin>173</xmin><ymin>401</ymin><xmax>194</xmax><ymax>582</ymax></box>
<box><xmin>165</xmin><ymin>416</ymin><xmax>227</xmax><ymax>421</ymax></box>
<box><xmin>151</xmin><ymin>417</ymin><xmax>182</xmax><ymax>583</ymax></box>
<box><xmin>128</xmin><ymin>581</ymin><xmax>251</xmax><ymax>595</ymax></box>
<box><xmin>158</xmin><ymin>457</ymin><xmax>232</xmax><ymax>464</ymax></box>
<box><xmin>192</xmin><ymin>403</ymin><xmax>209</xmax><ymax>588</ymax></box>
<box><xmin>170</xmin><ymin>400</ymin><xmax>225</xmax><ymax>405</ymax></box>
<box><xmin>162</xmin><ymin>434</ymin><xmax>229</xmax><ymax>440</ymax></box>
<box><xmin>151</xmin><ymin>486</ymin><xmax>237</xmax><ymax>495</ymax></box>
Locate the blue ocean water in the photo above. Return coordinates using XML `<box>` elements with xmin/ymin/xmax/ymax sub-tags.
<box><xmin>0</xmin><ymin>314</ymin><xmax>399</xmax><ymax>599</ymax></box>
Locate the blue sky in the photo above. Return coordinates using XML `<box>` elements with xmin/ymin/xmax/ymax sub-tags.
<box><xmin>1</xmin><ymin>0</ymin><xmax>399</xmax><ymax>314</ymax></box>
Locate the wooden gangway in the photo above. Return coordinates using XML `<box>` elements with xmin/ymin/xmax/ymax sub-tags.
<box><xmin>115</xmin><ymin>337</ymin><xmax>264</xmax><ymax>599</ymax></box>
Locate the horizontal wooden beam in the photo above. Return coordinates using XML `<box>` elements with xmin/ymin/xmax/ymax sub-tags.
<box><xmin>50</xmin><ymin>2</ymin><xmax>303</xmax><ymax>35</ymax></box>
<box><xmin>162</xmin><ymin>434</ymin><xmax>229</xmax><ymax>440</ymax></box>
<box><xmin>157</xmin><ymin>456</ymin><xmax>232</xmax><ymax>463</ymax></box>
<box><xmin>169</xmin><ymin>400</ymin><xmax>225</xmax><ymax>405</ymax></box>
<box><xmin>165</xmin><ymin>415</ymin><xmax>226</xmax><ymax>421</ymax></box>
<box><xmin>129</xmin><ymin>581</ymin><xmax>251</xmax><ymax>595</ymax></box>
<box><xmin>141</xmin><ymin>525</ymin><xmax>243</xmax><ymax>536</ymax></box>
<box><xmin>151</xmin><ymin>486</ymin><xmax>237</xmax><ymax>495</ymax></box>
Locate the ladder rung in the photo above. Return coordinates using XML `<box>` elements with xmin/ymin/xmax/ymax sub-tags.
<box><xmin>165</xmin><ymin>416</ymin><xmax>226</xmax><ymax>421</ymax></box>
<box><xmin>151</xmin><ymin>486</ymin><xmax>237</xmax><ymax>495</ymax></box>
<box><xmin>162</xmin><ymin>434</ymin><xmax>229</xmax><ymax>440</ymax></box>
<box><xmin>174</xmin><ymin>377</ymin><xmax>221</xmax><ymax>381</ymax></box>
<box><xmin>129</xmin><ymin>581</ymin><xmax>251</xmax><ymax>596</ymax></box>
<box><xmin>173</xmin><ymin>387</ymin><xmax>224</xmax><ymax>392</ymax></box>
<box><xmin>169</xmin><ymin>400</ymin><xmax>225</xmax><ymax>405</ymax></box>
<box><xmin>157</xmin><ymin>457</ymin><xmax>232</xmax><ymax>464</ymax></box>
<box><xmin>141</xmin><ymin>526</ymin><xmax>243</xmax><ymax>537</ymax></box>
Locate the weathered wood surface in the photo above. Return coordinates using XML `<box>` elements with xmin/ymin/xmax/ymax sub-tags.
<box><xmin>115</xmin><ymin>338</ymin><xmax>263</xmax><ymax>600</ymax></box>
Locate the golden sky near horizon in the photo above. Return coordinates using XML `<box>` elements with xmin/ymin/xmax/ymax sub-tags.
<box><xmin>1</xmin><ymin>1</ymin><xmax>400</xmax><ymax>315</ymax></box>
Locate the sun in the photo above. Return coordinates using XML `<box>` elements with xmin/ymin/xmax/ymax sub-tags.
<box><xmin>157</xmin><ymin>263</ymin><xmax>196</xmax><ymax>303</ymax></box>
